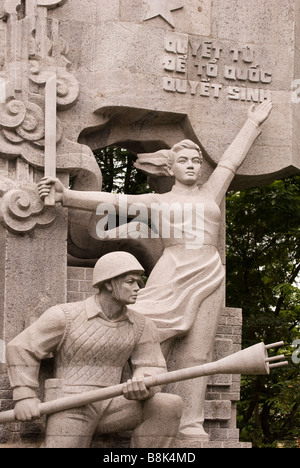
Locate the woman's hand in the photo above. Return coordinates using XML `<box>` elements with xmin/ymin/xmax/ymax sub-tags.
<box><xmin>38</xmin><ymin>177</ymin><xmax>65</xmax><ymax>203</ymax></box>
<box><xmin>247</xmin><ymin>100</ymin><xmax>273</xmax><ymax>127</ymax></box>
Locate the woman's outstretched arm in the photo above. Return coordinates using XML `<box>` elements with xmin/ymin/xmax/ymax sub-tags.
<box><xmin>38</xmin><ymin>177</ymin><xmax>156</xmax><ymax>214</ymax></box>
<box><xmin>38</xmin><ymin>177</ymin><xmax>119</xmax><ymax>211</ymax></box>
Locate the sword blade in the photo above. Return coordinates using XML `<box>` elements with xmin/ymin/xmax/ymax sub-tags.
<box><xmin>44</xmin><ymin>73</ymin><xmax>57</xmax><ymax>206</ymax></box>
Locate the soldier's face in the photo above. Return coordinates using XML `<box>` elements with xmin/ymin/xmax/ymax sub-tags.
<box><xmin>112</xmin><ymin>273</ymin><xmax>142</xmax><ymax>305</ymax></box>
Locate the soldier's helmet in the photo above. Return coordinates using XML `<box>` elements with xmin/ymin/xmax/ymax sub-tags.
<box><xmin>93</xmin><ymin>252</ymin><xmax>145</xmax><ymax>288</ymax></box>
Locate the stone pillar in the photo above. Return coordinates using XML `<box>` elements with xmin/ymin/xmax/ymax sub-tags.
<box><xmin>0</xmin><ymin>169</ymin><xmax>68</xmax><ymax>444</ymax></box>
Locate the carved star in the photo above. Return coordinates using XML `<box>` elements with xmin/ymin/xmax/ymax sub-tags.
<box><xmin>144</xmin><ymin>0</ymin><xmax>184</xmax><ymax>28</ymax></box>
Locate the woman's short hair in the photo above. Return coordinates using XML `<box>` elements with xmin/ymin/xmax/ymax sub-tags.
<box><xmin>134</xmin><ymin>140</ymin><xmax>204</xmax><ymax>180</ymax></box>
<box><xmin>168</xmin><ymin>140</ymin><xmax>203</xmax><ymax>170</ymax></box>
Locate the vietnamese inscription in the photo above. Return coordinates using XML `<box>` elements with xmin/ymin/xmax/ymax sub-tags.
<box><xmin>162</xmin><ymin>36</ymin><xmax>273</xmax><ymax>102</ymax></box>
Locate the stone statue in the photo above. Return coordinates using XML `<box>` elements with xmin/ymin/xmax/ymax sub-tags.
<box><xmin>38</xmin><ymin>100</ymin><xmax>273</xmax><ymax>441</ymax></box>
<box><xmin>6</xmin><ymin>252</ymin><xmax>183</xmax><ymax>448</ymax></box>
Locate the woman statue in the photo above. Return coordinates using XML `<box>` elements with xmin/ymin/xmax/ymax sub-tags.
<box><xmin>38</xmin><ymin>100</ymin><xmax>273</xmax><ymax>441</ymax></box>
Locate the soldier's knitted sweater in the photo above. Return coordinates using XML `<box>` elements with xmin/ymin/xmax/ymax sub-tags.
<box><xmin>7</xmin><ymin>296</ymin><xmax>166</xmax><ymax>401</ymax></box>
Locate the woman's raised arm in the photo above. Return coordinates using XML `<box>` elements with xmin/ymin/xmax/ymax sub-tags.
<box><xmin>204</xmin><ymin>100</ymin><xmax>273</xmax><ymax>205</ymax></box>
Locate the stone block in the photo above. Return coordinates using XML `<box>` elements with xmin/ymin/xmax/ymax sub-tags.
<box><xmin>67</xmin><ymin>279</ymin><xmax>80</xmax><ymax>292</ymax></box>
<box><xmin>0</xmin><ymin>373</ymin><xmax>10</xmax><ymax>391</ymax></box>
<box><xmin>205</xmin><ymin>401</ymin><xmax>232</xmax><ymax>421</ymax></box>
<box><xmin>213</xmin><ymin>338</ymin><xmax>233</xmax><ymax>360</ymax></box>
<box><xmin>210</xmin><ymin>428</ymin><xmax>240</xmax><ymax>442</ymax></box>
<box><xmin>67</xmin><ymin>292</ymin><xmax>85</xmax><ymax>303</ymax></box>
<box><xmin>208</xmin><ymin>374</ymin><xmax>232</xmax><ymax>387</ymax></box>
<box><xmin>79</xmin><ymin>280</ymin><xmax>95</xmax><ymax>294</ymax></box>
<box><xmin>84</xmin><ymin>269</ymin><xmax>93</xmax><ymax>281</ymax></box>
<box><xmin>173</xmin><ymin>439</ymin><xmax>251</xmax><ymax>449</ymax></box>
<box><xmin>0</xmin><ymin>426</ymin><xmax>9</xmax><ymax>444</ymax></box>
<box><xmin>67</xmin><ymin>267</ymin><xmax>85</xmax><ymax>280</ymax></box>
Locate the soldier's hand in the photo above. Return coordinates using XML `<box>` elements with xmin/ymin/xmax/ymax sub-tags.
<box><xmin>38</xmin><ymin>177</ymin><xmax>65</xmax><ymax>203</ymax></box>
<box><xmin>123</xmin><ymin>377</ymin><xmax>150</xmax><ymax>401</ymax></box>
<box><xmin>14</xmin><ymin>398</ymin><xmax>41</xmax><ymax>422</ymax></box>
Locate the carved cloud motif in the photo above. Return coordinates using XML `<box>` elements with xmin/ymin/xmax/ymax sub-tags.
<box><xmin>0</xmin><ymin>179</ymin><xmax>56</xmax><ymax>234</ymax></box>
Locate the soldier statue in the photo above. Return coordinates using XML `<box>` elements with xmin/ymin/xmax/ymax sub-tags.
<box><xmin>6</xmin><ymin>252</ymin><xmax>183</xmax><ymax>448</ymax></box>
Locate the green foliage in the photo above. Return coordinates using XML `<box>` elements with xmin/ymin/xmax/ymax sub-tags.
<box><xmin>94</xmin><ymin>146</ymin><xmax>150</xmax><ymax>195</ymax></box>
<box><xmin>226</xmin><ymin>175</ymin><xmax>300</xmax><ymax>448</ymax></box>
